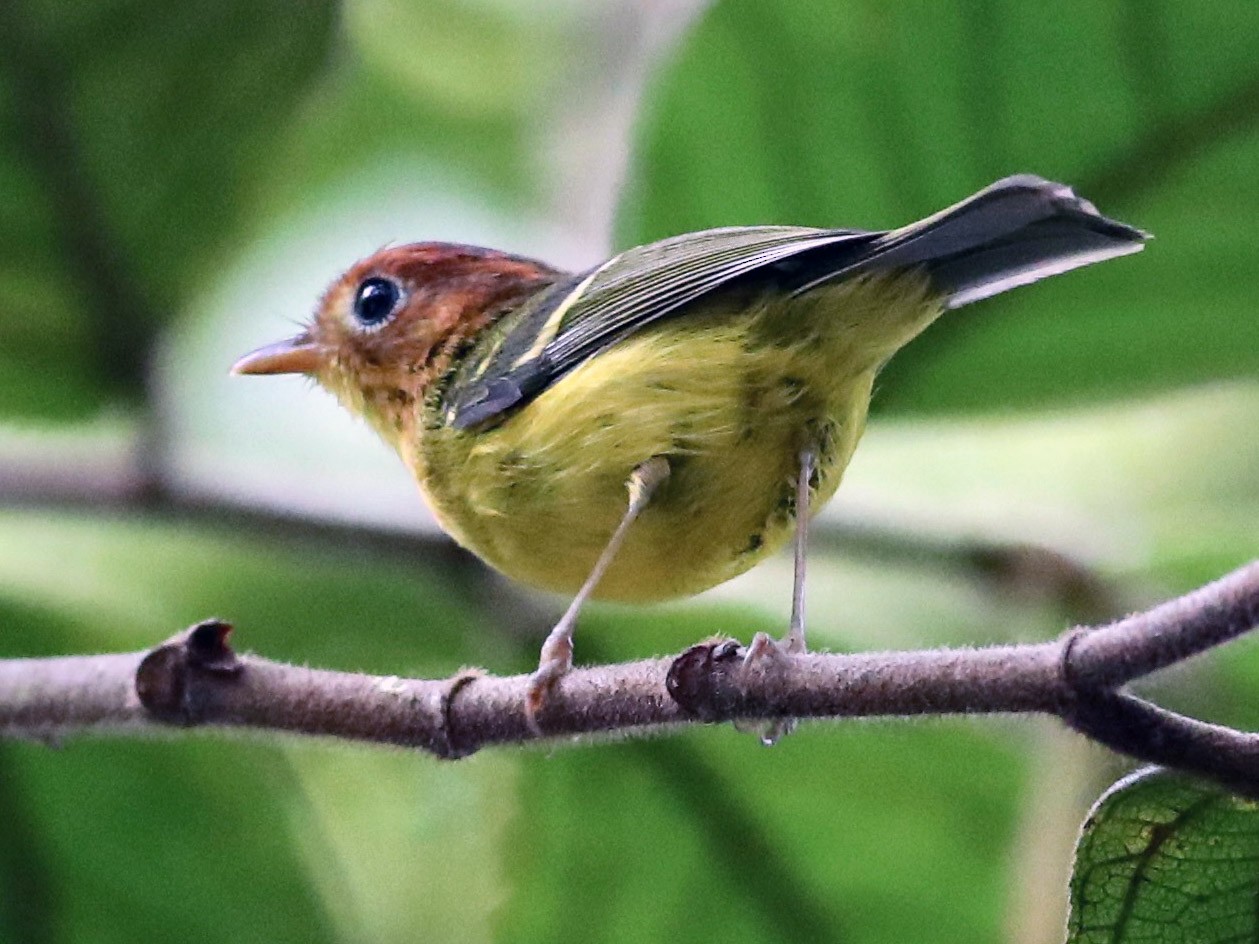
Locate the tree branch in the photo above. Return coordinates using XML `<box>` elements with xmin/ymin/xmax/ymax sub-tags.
<box><xmin>2</xmin><ymin>561</ymin><xmax>1256</xmax><ymax>795</ymax></box>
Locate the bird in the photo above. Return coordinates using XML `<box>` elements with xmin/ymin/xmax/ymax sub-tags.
<box><xmin>233</xmin><ymin>174</ymin><xmax>1146</xmax><ymax>727</ymax></box>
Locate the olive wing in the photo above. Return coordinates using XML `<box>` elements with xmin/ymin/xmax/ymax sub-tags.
<box><xmin>443</xmin><ymin>225</ymin><xmax>873</xmax><ymax>428</ymax></box>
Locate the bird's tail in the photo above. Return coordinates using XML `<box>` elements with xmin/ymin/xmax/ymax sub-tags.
<box><xmin>797</xmin><ymin>175</ymin><xmax>1149</xmax><ymax>309</ymax></box>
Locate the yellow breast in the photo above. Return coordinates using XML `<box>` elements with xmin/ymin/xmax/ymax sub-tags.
<box><xmin>411</xmin><ymin>273</ymin><xmax>942</xmax><ymax>602</ymax></box>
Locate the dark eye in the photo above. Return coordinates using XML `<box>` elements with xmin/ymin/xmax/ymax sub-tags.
<box><xmin>353</xmin><ymin>277</ymin><xmax>402</xmax><ymax>328</ymax></box>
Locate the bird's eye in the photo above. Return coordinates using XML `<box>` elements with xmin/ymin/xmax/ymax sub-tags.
<box><xmin>352</xmin><ymin>277</ymin><xmax>402</xmax><ymax>328</ymax></box>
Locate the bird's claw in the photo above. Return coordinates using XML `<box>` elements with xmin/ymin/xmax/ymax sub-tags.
<box><xmin>525</xmin><ymin>634</ymin><xmax>574</xmax><ymax>736</ymax></box>
<box><xmin>739</xmin><ymin>628</ymin><xmax>805</xmax><ymax>745</ymax></box>
<box><xmin>742</xmin><ymin>626</ymin><xmax>804</xmax><ymax>668</ymax></box>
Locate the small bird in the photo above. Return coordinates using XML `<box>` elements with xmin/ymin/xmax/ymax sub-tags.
<box><xmin>234</xmin><ymin>175</ymin><xmax>1145</xmax><ymax>724</ymax></box>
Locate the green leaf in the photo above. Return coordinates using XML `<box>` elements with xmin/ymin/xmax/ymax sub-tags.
<box><xmin>1068</xmin><ymin>768</ymin><xmax>1259</xmax><ymax>944</ymax></box>
<box><xmin>622</xmin><ymin>0</ymin><xmax>1259</xmax><ymax>415</ymax></box>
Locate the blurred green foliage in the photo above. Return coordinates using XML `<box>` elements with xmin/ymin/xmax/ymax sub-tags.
<box><xmin>0</xmin><ymin>0</ymin><xmax>338</xmax><ymax>417</ymax></box>
<box><xmin>0</xmin><ymin>1</ymin><xmax>1257</xmax><ymax>943</ymax></box>
<box><xmin>624</xmin><ymin>0</ymin><xmax>1259</xmax><ymax>415</ymax></box>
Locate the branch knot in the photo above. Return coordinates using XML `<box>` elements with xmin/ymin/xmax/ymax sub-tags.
<box><xmin>135</xmin><ymin>620</ymin><xmax>241</xmax><ymax>724</ymax></box>
<box><xmin>666</xmin><ymin>638</ymin><xmax>744</xmax><ymax>721</ymax></box>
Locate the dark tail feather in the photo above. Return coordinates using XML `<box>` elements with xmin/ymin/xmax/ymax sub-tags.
<box><xmin>798</xmin><ymin>175</ymin><xmax>1149</xmax><ymax>308</ymax></box>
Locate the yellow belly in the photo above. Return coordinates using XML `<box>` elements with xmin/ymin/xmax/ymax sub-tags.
<box><xmin>412</xmin><ymin>273</ymin><xmax>942</xmax><ymax>601</ymax></box>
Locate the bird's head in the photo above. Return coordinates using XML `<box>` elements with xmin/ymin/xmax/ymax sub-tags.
<box><xmin>232</xmin><ymin>243</ymin><xmax>558</xmax><ymax>442</ymax></box>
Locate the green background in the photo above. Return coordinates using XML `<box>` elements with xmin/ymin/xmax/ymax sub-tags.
<box><xmin>1</xmin><ymin>2</ymin><xmax>1257</xmax><ymax>942</ymax></box>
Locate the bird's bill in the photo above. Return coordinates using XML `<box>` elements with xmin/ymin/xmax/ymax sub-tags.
<box><xmin>231</xmin><ymin>334</ymin><xmax>321</xmax><ymax>375</ymax></box>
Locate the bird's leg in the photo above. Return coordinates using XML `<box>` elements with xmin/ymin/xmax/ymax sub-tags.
<box><xmin>526</xmin><ymin>456</ymin><xmax>670</xmax><ymax>733</ymax></box>
<box><xmin>743</xmin><ymin>445</ymin><xmax>815</xmax><ymax>743</ymax></box>
<box><xmin>746</xmin><ymin>445</ymin><xmax>815</xmax><ymax>662</ymax></box>
<box><xmin>784</xmin><ymin>444</ymin><xmax>815</xmax><ymax>655</ymax></box>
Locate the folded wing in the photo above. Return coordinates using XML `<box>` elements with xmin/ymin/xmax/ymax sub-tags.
<box><xmin>445</xmin><ymin>175</ymin><xmax>1147</xmax><ymax>429</ymax></box>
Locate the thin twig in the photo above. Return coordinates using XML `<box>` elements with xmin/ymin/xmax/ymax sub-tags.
<box><xmin>1060</xmin><ymin>689</ymin><xmax>1259</xmax><ymax>799</ymax></box>
<box><xmin>1066</xmin><ymin>564</ymin><xmax>1259</xmax><ymax>687</ymax></box>
<box><xmin>1</xmin><ymin>561</ymin><xmax>1256</xmax><ymax>796</ymax></box>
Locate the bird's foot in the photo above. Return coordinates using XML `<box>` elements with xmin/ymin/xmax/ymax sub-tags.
<box><xmin>523</xmin><ymin>456</ymin><xmax>669</xmax><ymax>737</ymax></box>
<box><xmin>745</xmin><ymin>622</ymin><xmax>806</xmax><ymax>662</ymax></box>
<box><xmin>524</xmin><ymin>625</ymin><xmax>574</xmax><ymax>737</ymax></box>
<box><xmin>739</xmin><ymin>622</ymin><xmax>806</xmax><ymax>745</ymax></box>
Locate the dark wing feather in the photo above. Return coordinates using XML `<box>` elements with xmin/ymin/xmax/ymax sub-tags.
<box><xmin>792</xmin><ymin>174</ymin><xmax>1148</xmax><ymax>305</ymax></box>
<box><xmin>444</xmin><ymin>225</ymin><xmax>874</xmax><ymax>427</ymax></box>
<box><xmin>444</xmin><ymin>176</ymin><xmax>1147</xmax><ymax>429</ymax></box>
